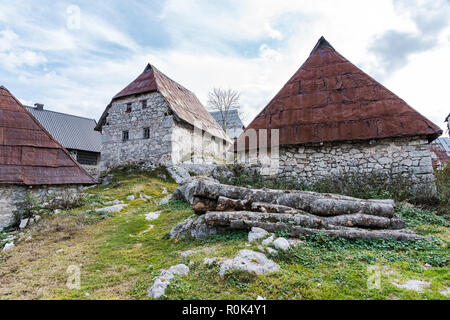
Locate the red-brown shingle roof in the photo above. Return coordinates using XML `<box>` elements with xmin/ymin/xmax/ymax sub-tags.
<box><xmin>96</xmin><ymin>64</ymin><xmax>230</xmax><ymax>142</ymax></box>
<box><xmin>0</xmin><ymin>86</ymin><xmax>96</xmax><ymax>185</ymax></box>
<box><xmin>237</xmin><ymin>37</ymin><xmax>442</xmax><ymax>150</ymax></box>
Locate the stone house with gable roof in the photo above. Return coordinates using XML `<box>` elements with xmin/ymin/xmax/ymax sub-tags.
<box><xmin>236</xmin><ymin>37</ymin><xmax>442</xmax><ymax>193</ymax></box>
<box><xmin>95</xmin><ymin>64</ymin><xmax>231</xmax><ymax>172</ymax></box>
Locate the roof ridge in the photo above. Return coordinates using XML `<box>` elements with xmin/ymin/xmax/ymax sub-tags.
<box><xmin>25</xmin><ymin>105</ymin><xmax>97</xmax><ymax>123</ymax></box>
<box><xmin>310</xmin><ymin>36</ymin><xmax>335</xmax><ymax>55</ymax></box>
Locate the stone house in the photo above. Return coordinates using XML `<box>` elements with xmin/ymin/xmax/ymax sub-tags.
<box><xmin>236</xmin><ymin>37</ymin><xmax>442</xmax><ymax>193</ymax></box>
<box><xmin>0</xmin><ymin>86</ymin><xmax>96</xmax><ymax>230</ymax></box>
<box><xmin>95</xmin><ymin>64</ymin><xmax>231</xmax><ymax>171</ymax></box>
<box><xmin>26</xmin><ymin>104</ymin><xmax>102</xmax><ymax>177</ymax></box>
<box><xmin>430</xmin><ymin>137</ymin><xmax>450</xmax><ymax>169</ymax></box>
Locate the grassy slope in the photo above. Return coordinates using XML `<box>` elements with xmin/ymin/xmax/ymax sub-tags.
<box><xmin>0</xmin><ymin>170</ymin><xmax>448</xmax><ymax>300</ymax></box>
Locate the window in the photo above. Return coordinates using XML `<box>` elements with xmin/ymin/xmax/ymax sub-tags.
<box><xmin>76</xmin><ymin>151</ymin><xmax>98</xmax><ymax>165</ymax></box>
<box><xmin>143</xmin><ymin>127</ymin><xmax>150</xmax><ymax>139</ymax></box>
<box><xmin>122</xmin><ymin>130</ymin><xmax>129</xmax><ymax>142</ymax></box>
<box><xmin>141</xmin><ymin>100</ymin><xmax>147</xmax><ymax>109</ymax></box>
<box><xmin>126</xmin><ymin>103</ymin><xmax>132</xmax><ymax>113</ymax></box>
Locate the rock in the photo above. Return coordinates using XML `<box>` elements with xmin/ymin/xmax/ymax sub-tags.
<box><xmin>33</xmin><ymin>215</ymin><xmax>41</xmax><ymax>223</ymax></box>
<box><xmin>262</xmin><ymin>234</ymin><xmax>275</xmax><ymax>246</ymax></box>
<box><xmin>248</xmin><ymin>227</ymin><xmax>269</xmax><ymax>242</ymax></box>
<box><xmin>266</xmin><ymin>247</ymin><xmax>277</xmax><ymax>255</ymax></box>
<box><xmin>180</xmin><ymin>250</ymin><xmax>194</xmax><ymax>258</ymax></box>
<box><xmin>54</xmin><ymin>209</ymin><xmax>61</xmax><ymax>215</ymax></box>
<box><xmin>256</xmin><ymin>296</ymin><xmax>266</xmax><ymax>300</ymax></box>
<box><xmin>148</xmin><ymin>278</ymin><xmax>170</xmax><ymax>299</ymax></box>
<box><xmin>219</xmin><ymin>249</ymin><xmax>280</xmax><ymax>277</ymax></box>
<box><xmin>211</xmin><ymin>165</ymin><xmax>234</xmax><ymax>181</ymax></box>
<box><xmin>147</xmin><ymin>264</ymin><xmax>190</xmax><ymax>299</ymax></box>
<box><xmin>273</xmin><ymin>238</ymin><xmax>290</xmax><ymax>251</ymax></box>
<box><xmin>288</xmin><ymin>238</ymin><xmax>304</xmax><ymax>247</ymax></box>
<box><xmin>101</xmin><ymin>174</ymin><xmax>114</xmax><ymax>186</ymax></box>
<box><xmin>159</xmin><ymin>194</ymin><xmax>173</xmax><ymax>205</ymax></box>
<box><xmin>203</xmin><ymin>257</ymin><xmax>218</xmax><ymax>266</ymax></box>
<box><xmin>166</xmin><ymin>166</ymin><xmax>191</xmax><ymax>183</ymax></box>
<box><xmin>95</xmin><ymin>204</ymin><xmax>127</xmax><ymax>213</ymax></box>
<box><xmin>180</xmin><ymin>163</ymin><xmax>216</xmax><ymax>176</ymax></box>
<box><xmin>126</xmin><ymin>195</ymin><xmax>135</xmax><ymax>201</ymax></box>
<box><xmin>19</xmin><ymin>218</ymin><xmax>29</xmax><ymax>229</ymax></box>
<box><xmin>440</xmin><ymin>288</ymin><xmax>450</xmax><ymax>296</ymax></box>
<box><xmin>170</xmin><ymin>215</ymin><xmax>227</xmax><ymax>239</ymax></box>
<box><xmin>393</xmin><ymin>280</ymin><xmax>430</xmax><ymax>293</ymax></box>
<box><xmin>167</xmin><ymin>264</ymin><xmax>190</xmax><ymax>277</ymax></box>
<box><xmin>161</xmin><ymin>187</ymin><xmax>168</xmax><ymax>195</ymax></box>
<box><xmin>3</xmin><ymin>242</ymin><xmax>14</xmax><ymax>251</ymax></box>
<box><xmin>145</xmin><ymin>211</ymin><xmax>161</xmax><ymax>221</ymax></box>
<box><xmin>257</xmin><ymin>245</ymin><xmax>265</xmax><ymax>253</ymax></box>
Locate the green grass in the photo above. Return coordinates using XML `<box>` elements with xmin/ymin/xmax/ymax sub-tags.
<box><xmin>0</xmin><ymin>168</ymin><xmax>449</xmax><ymax>300</ymax></box>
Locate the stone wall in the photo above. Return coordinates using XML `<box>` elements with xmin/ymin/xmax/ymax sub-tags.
<box><xmin>100</xmin><ymin>91</ymin><xmax>228</xmax><ymax>172</ymax></box>
<box><xmin>0</xmin><ymin>184</ymin><xmax>83</xmax><ymax>230</ymax></box>
<box><xmin>244</xmin><ymin>136</ymin><xmax>436</xmax><ymax>194</ymax></box>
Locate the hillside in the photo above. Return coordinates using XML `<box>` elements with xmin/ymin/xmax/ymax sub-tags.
<box><xmin>0</xmin><ymin>168</ymin><xmax>449</xmax><ymax>300</ymax></box>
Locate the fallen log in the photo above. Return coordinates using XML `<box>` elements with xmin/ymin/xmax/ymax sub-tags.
<box><xmin>189</xmin><ymin>178</ymin><xmax>396</xmax><ymax>218</ymax></box>
<box><xmin>227</xmin><ymin>220</ymin><xmax>422</xmax><ymax>241</ymax></box>
<box><xmin>205</xmin><ymin>211</ymin><xmax>405</xmax><ymax>230</ymax></box>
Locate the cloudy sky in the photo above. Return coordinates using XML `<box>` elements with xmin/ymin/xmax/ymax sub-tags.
<box><xmin>0</xmin><ymin>0</ymin><xmax>449</xmax><ymax>131</ymax></box>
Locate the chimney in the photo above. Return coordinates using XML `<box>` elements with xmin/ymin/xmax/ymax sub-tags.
<box><xmin>34</xmin><ymin>103</ymin><xmax>44</xmax><ymax>111</ymax></box>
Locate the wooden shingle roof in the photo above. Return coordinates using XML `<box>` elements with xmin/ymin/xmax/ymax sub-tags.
<box><xmin>0</xmin><ymin>86</ymin><xmax>96</xmax><ymax>185</ymax></box>
<box><xmin>237</xmin><ymin>36</ymin><xmax>442</xmax><ymax>150</ymax></box>
<box><xmin>96</xmin><ymin>64</ymin><xmax>230</xmax><ymax>142</ymax></box>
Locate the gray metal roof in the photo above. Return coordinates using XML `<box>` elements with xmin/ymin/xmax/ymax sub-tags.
<box><xmin>431</xmin><ymin>137</ymin><xmax>450</xmax><ymax>153</ymax></box>
<box><xmin>210</xmin><ymin>109</ymin><xmax>244</xmax><ymax>130</ymax></box>
<box><xmin>26</xmin><ymin>106</ymin><xmax>102</xmax><ymax>153</ymax></box>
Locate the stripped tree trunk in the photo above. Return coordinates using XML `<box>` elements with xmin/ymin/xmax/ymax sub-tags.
<box><xmin>172</xmin><ymin>178</ymin><xmax>420</xmax><ymax>240</ymax></box>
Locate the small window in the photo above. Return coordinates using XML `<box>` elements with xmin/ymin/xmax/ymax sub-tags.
<box><xmin>126</xmin><ymin>103</ymin><xmax>132</xmax><ymax>113</ymax></box>
<box><xmin>141</xmin><ymin>100</ymin><xmax>147</xmax><ymax>109</ymax></box>
<box><xmin>143</xmin><ymin>127</ymin><xmax>150</xmax><ymax>139</ymax></box>
<box><xmin>122</xmin><ymin>130</ymin><xmax>129</xmax><ymax>142</ymax></box>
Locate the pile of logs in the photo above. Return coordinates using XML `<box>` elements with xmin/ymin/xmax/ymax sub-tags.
<box><xmin>174</xmin><ymin>178</ymin><xmax>421</xmax><ymax>241</ymax></box>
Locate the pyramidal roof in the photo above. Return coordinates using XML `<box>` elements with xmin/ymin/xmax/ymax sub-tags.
<box><xmin>238</xmin><ymin>36</ymin><xmax>442</xmax><ymax>149</ymax></box>
<box><xmin>0</xmin><ymin>86</ymin><xmax>96</xmax><ymax>185</ymax></box>
<box><xmin>96</xmin><ymin>64</ymin><xmax>230</xmax><ymax>142</ymax></box>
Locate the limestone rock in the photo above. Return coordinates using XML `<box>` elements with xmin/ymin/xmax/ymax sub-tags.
<box><xmin>159</xmin><ymin>194</ymin><xmax>173</xmax><ymax>205</ymax></box>
<box><xmin>2</xmin><ymin>242</ymin><xmax>14</xmax><ymax>251</ymax></box>
<box><xmin>180</xmin><ymin>250</ymin><xmax>194</xmax><ymax>258</ymax></box>
<box><xmin>95</xmin><ymin>204</ymin><xmax>127</xmax><ymax>213</ymax></box>
<box><xmin>19</xmin><ymin>218</ymin><xmax>29</xmax><ymax>229</ymax></box>
<box><xmin>248</xmin><ymin>227</ymin><xmax>269</xmax><ymax>242</ymax></box>
<box><xmin>219</xmin><ymin>249</ymin><xmax>280</xmax><ymax>277</ymax></box>
<box><xmin>167</xmin><ymin>166</ymin><xmax>191</xmax><ymax>183</ymax></box>
<box><xmin>273</xmin><ymin>238</ymin><xmax>290</xmax><ymax>251</ymax></box>
<box><xmin>145</xmin><ymin>211</ymin><xmax>161</xmax><ymax>221</ymax></box>
<box><xmin>262</xmin><ymin>234</ymin><xmax>275</xmax><ymax>246</ymax></box>
<box><xmin>126</xmin><ymin>195</ymin><xmax>135</xmax><ymax>201</ymax></box>
<box><xmin>393</xmin><ymin>280</ymin><xmax>430</xmax><ymax>293</ymax></box>
<box><xmin>147</xmin><ymin>264</ymin><xmax>190</xmax><ymax>299</ymax></box>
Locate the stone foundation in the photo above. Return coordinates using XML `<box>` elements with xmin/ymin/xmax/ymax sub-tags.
<box><xmin>0</xmin><ymin>184</ymin><xmax>83</xmax><ymax>230</ymax></box>
<box><xmin>243</xmin><ymin>136</ymin><xmax>436</xmax><ymax>194</ymax></box>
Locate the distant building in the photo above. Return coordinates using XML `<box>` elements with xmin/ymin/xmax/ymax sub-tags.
<box><xmin>26</xmin><ymin>104</ymin><xmax>102</xmax><ymax>176</ymax></box>
<box><xmin>430</xmin><ymin>137</ymin><xmax>450</xmax><ymax>169</ymax></box>
<box><xmin>210</xmin><ymin>109</ymin><xmax>245</xmax><ymax>140</ymax></box>
<box><xmin>95</xmin><ymin>64</ymin><xmax>231</xmax><ymax>171</ymax></box>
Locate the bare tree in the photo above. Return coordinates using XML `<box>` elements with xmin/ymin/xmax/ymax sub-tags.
<box><xmin>207</xmin><ymin>88</ymin><xmax>242</xmax><ymax>131</ymax></box>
